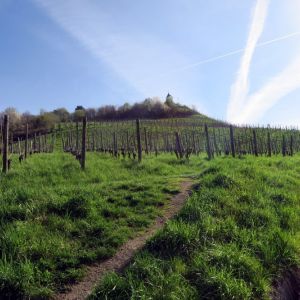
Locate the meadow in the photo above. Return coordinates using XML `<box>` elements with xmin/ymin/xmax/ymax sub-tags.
<box><xmin>91</xmin><ymin>155</ymin><xmax>300</xmax><ymax>299</ymax></box>
<box><xmin>0</xmin><ymin>152</ymin><xmax>202</xmax><ymax>298</ymax></box>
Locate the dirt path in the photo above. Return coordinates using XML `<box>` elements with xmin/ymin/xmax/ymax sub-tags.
<box><xmin>54</xmin><ymin>180</ymin><xmax>194</xmax><ymax>300</ymax></box>
<box><xmin>271</xmin><ymin>268</ymin><xmax>300</xmax><ymax>300</ymax></box>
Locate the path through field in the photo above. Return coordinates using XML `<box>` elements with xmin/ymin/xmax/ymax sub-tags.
<box><xmin>55</xmin><ymin>180</ymin><xmax>194</xmax><ymax>300</ymax></box>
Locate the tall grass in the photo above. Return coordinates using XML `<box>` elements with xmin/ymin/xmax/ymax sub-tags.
<box><xmin>0</xmin><ymin>152</ymin><xmax>202</xmax><ymax>298</ymax></box>
<box><xmin>91</xmin><ymin>155</ymin><xmax>300</xmax><ymax>299</ymax></box>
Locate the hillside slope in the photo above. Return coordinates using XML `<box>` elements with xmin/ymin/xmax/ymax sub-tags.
<box><xmin>91</xmin><ymin>155</ymin><xmax>300</xmax><ymax>299</ymax></box>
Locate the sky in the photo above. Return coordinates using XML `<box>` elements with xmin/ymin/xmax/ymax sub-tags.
<box><xmin>0</xmin><ymin>0</ymin><xmax>300</xmax><ymax>126</ymax></box>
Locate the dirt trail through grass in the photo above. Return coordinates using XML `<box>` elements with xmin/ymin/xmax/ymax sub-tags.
<box><xmin>55</xmin><ymin>180</ymin><xmax>194</xmax><ymax>300</ymax></box>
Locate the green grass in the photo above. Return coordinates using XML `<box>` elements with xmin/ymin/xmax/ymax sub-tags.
<box><xmin>91</xmin><ymin>155</ymin><xmax>300</xmax><ymax>300</ymax></box>
<box><xmin>0</xmin><ymin>152</ymin><xmax>203</xmax><ymax>298</ymax></box>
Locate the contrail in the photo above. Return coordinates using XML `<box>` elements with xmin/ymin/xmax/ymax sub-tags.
<box><xmin>179</xmin><ymin>31</ymin><xmax>300</xmax><ymax>71</ymax></box>
<box><xmin>227</xmin><ymin>0</ymin><xmax>270</xmax><ymax>122</ymax></box>
<box><xmin>159</xmin><ymin>30</ymin><xmax>300</xmax><ymax>79</ymax></box>
<box><xmin>256</xmin><ymin>31</ymin><xmax>300</xmax><ymax>47</ymax></box>
<box><xmin>234</xmin><ymin>54</ymin><xmax>300</xmax><ymax>124</ymax></box>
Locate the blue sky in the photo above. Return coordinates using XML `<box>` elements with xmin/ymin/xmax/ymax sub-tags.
<box><xmin>0</xmin><ymin>0</ymin><xmax>300</xmax><ymax>126</ymax></box>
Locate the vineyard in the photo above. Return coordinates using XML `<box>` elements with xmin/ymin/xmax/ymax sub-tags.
<box><xmin>0</xmin><ymin>114</ymin><xmax>299</xmax><ymax>299</ymax></box>
<box><xmin>1</xmin><ymin>114</ymin><xmax>299</xmax><ymax>173</ymax></box>
<box><xmin>61</xmin><ymin>118</ymin><xmax>299</xmax><ymax>160</ymax></box>
<box><xmin>2</xmin><ymin>0</ymin><xmax>300</xmax><ymax>298</ymax></box>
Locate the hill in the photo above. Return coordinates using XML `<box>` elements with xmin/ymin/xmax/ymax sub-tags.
<box><xmin>0</xmin><ymin>114</ymin><xmax>299</xmax><ymax>299</ymax></box>
<box><xmin>91</xmin><ymin>155</ymin><xmax>300</xmax><ymax>299</ymax></box>
<box><xmin>1</xmin><ymin>94</ymin><xmax>204</xmax><ymax>136</ymax></box>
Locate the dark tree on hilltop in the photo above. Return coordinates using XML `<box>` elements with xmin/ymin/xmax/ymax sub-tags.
<box><xmin>93</xmin><ymin>94</ymin><xmax>197</xmax><ymax>120</ymax></box>
<box><xmin>75</xmin><ymin>105</ymin><xmax>85</xmax><ymax>111</ymax></box>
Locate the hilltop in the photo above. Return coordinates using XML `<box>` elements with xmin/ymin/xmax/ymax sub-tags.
<box><xmin>1</xmin><ymin>94</ymin><xmax>206</xmax><ymax>135</ymax></box>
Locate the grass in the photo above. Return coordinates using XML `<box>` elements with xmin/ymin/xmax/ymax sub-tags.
<box><xmin>91</xmin><ymin>155</ymin><xmax>300</xmax><ymax>300</ymax></box>
<box><xmin>0</xmin><ymin>152</ymin><xmax>203</xmax><ymax>298</ymax></box>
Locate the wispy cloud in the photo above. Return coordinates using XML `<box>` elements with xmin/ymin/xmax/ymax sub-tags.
<box><xmin>234</xmin><ymin>55</ymin><xmax>300</xmax><ymax>124</ymax></box>
<box><xmin>32</xmin><ymin>0</ymin><xmax>191</xmax><ymax>99</ymax></box>
<box><xmin>227</xmin><ymin>0</ymin><xmax>270</xmax><ymax>122</ymax></box>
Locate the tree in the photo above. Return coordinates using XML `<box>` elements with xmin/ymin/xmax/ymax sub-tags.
<box><xmin>52</xmin><ymin>108</ymin><xmax>70</xmax><ymax>122</ymax></box>
<box><xmin>0</xmin><ymin>94</ymin><xmax>197</xmax><ymax>134</ymax></box>
<box><xmin>75</xmin><ymin>105</ymin><xmax>84</xmax><ymax>111</ymax></box>
<box><xmin>73</xmin><ymin>109</ymin><xmax>86</xmax><ymax>121</ymax></box>
<box><xmin>73</xmin><ymin>105</ymin><xmax>86</xmax><ymax>121</ymax></box>
<box><xmin>2</xmin><ymin>107</ymin><xmax>21</xmax><ymax>130</ymax></box>
<box><xmin>118</xmin><ymin>102</ymin><xmax>131</xmax><ymax>119</ymax></box>
<box><xmin>96</xmin><ymin>105</ymin><xmax>116</xmax><ymax>120</ymax></box>
<box><xmin>86</xmin><ymin>108</ymin><xmax>96</xmax><ymax>121</ymax></box>
<box><xmin>35</xmin><ymin>112</ymin><xmax>59</xmax><ymax>130</ymax></box>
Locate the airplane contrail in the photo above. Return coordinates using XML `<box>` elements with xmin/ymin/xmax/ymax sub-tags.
<box><xmin>137</xmin><ymin>29</ymin><xmax>300</xmax><ymax>89</ymax></box>
<box><xmin>228</xmin><ymin>0</ymin><xmax>270</xmax><ymax>122</ymax></box>
<box><xmin>170</xmin><ymin>31</ymin><xmax>300</xmax><ymax>73</ymax></box>
<box><xmin>234</xmin><ymin>51</ymin><xmax>300</xmax><ymax>124</ymax></box>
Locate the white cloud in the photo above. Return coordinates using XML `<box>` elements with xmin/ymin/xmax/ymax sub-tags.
<box><xmin>227</xmin><ymin>0</ymin><xmax>270</xmax><ymax>122</ymax></box>
<box><xmin>233</xmin><ymin>55</ymin><xmax>300</xmax><ymax>124</ymax></box>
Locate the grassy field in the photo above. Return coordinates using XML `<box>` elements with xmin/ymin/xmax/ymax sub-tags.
<box><xmin>91</xmin><ymin>155</ymin><xmax>300</xmax><ymax>299</ymax></box>
<box><xmin>0</xmin><ymin>152</ymin><xmax>203</xmax><ymax>298</ymax></box>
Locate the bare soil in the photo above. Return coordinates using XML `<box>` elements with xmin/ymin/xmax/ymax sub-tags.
<box><xmin>54</xmin><ymin>180</ymin><xmax>194</xmax><ymax>300</ymax></box>
<box><xmin>272</xmin><ymin>268</ymin><xmax>300</xmax><ymax>300</ymax></box>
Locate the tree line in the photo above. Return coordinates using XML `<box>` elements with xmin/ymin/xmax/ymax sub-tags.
<box><xmin>0</xmin><ymin>94</ymin><xmax>198</xmax><ymax>136</ymax></box>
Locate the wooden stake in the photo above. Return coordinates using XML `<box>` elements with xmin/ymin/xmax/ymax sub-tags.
<box><xmin>175</xmin><ymin>132</ymin><xmax>183</xmax><ymax>159</ymax></box>
<box><xmin>267</xmin><ymin>131</ymin><xmax>272</xmax><ymax>157</ymax></box>
<box><xmin>81</xmin><ymin>116</ymin><xmax>87</xmax><ymax>169</ymax></box>
<box><xmin>253</xmin><ymin>129</ymin><xmax>258</xmax><ymax>157</ymax></box>
<box><xmin>25</xmin><ymin>123</ymin><xmax>28</xmax><ymax>159</ymax></box>
<box><xmin>113</xmin><ymin>132</ymin><xmax>118</xmax><ymax>157</ymax></box>
<box><xmin>229</xmin><ymin>125</ymin><xmax>235</xmax><ymax>158</ymax></box>
<box><xmin>204</xmin><ymin>124</ymin><xmax>212</xmax><ymax>160</ymax></box>
<box><xmin>2</xmin><ymin>115</ymin><xmax>9</xmax><ymax>173</ymax></box>
<box><xmin>290</xmin><ymin>135</ymin><xmax>294</xmax><ymax>156</ymax></box>
<box><xmin>282</xmin><ymin>135</ymin><xmax>287</xmax><ymax>157</ymax></box>
<box><xmin>76</xmin><ymin>121</ymin><xmax>79</xmax><ymax>151</ymax></box>
<box><xmin>136</xmin><ymin>119</ymin><xmax>142</xmax><ymax>162</ymax></box>
<box><xmin>144</xmin><ymin>128</ymin><xmax>149</xmax><ymax>155</ymax></box>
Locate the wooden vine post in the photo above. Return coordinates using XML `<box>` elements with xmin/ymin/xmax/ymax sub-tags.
<box><xmin>2</xmin><ymin>115</ymin><xmax>9</xmax><ymax>173</ymax></box>
<box><xmin>204</xmin><ymin>124</ymin><xmax>212</xmax><ymax>160</ymax></box>
<box><xmin>33</xmin><ymin>133</ymin><xmax>37</xmax><ymax>152</ymax></box>
<box><xmin>213</xmin><ymin>129</ymin><xmax>219</xmax><ymax>156</ymax></box>
<box><xmin>282</xmin><ymin>135</ymin><xmax>287</xmax><ymax>157</ymax></box>
<box><xmin>229</xmin><ymin>125</ymin><xmax>235</xmax><ymax>158</ymax></box>
<box><xmin>38</xmin><ymin>133</ymin><xmax>41</xmax><ymax>152</ymax></box>
<box><xmin>267</xmin><ymin>131</ymin><xmax>272</xmax><ymax>157</ymax></box>
<box><xmin>144</xmin><ymin>128</ymin><xmax>149</xmax><ymax>155</ymax></box>
<box><xmin>192</xmin><ymin>131</ymin><xmax>196</xmax><ymax>154</ymax></box>
<box><xmin>25</xmin><ymin>123</ymin><xmax>28</xmax><ymax>159</ymax></box>
<box><xmin>81</xmin><ymin>116</ymin><xmax>87</xmax><ymax>170</ymax></box>
<box><xmin>253</xmin><ymin>129</ymin><xmax>258</xmax><ymax>157</ymax></box>
<box><xmin>113</xmin><ymin>132</ymin><xmax>118</xmax><ymax>157</ymax></box>
<box><xmin>175</xmin><ymin>132</ymin><xmax>183</xmax><ymax>159</ymax></box>
<box><xmin>136</xmin><ymin>118</ymin><xmax>142</xmax><ymax>162</ymax></box>
<box><xmin>290</xmin><ymin>135</ymin><xmax>294</xmax><ymax>156</ymax></box>
<box><xmin>76</xmin><ymin>121</ymin><xmax>79</xmax><ymax>151</ymax></box>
